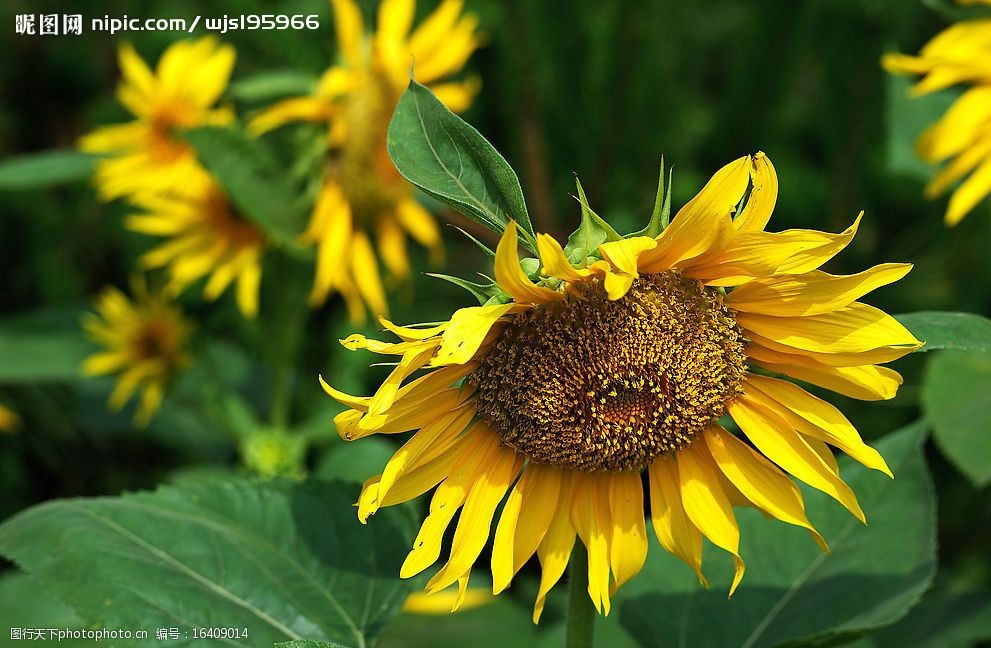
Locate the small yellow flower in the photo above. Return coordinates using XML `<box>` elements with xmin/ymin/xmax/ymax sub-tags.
<box><xmin>883</xmin><ymin>13</ymin><xmax>991</xmax><ymax>225</ymax></box>
<box><xmin>82</xmin><ymin>280</ymin><xmax>192</xmax><ymax>425</ymax></box>
<box><xmin>0</xmin><ymin>403</ymin><xmax>19</xmax><ymax>434</ymax></box>
<box><xmin>251</xmin><ymin>0</ymin><xmax>481</xmax><ymax>321</ymax></box>
<box><xmin>79</xmin><ymin>38</ymin><xmax>235</xmax><ymax>200</ymax></box>
<box><xmin>125</xmin><ymin>180</ymin><xmax>266</xmax><ymax>318</ymax></box>
<box><xmin>322</xmin><ymin>153</ymin><xmax>921</xmax><ymax>621</ymax></box>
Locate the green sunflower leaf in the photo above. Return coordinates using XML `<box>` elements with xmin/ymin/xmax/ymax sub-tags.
<box><xmin>0</xmin><ymin>150</ymin><xmax>95</xmax><ymax>191</ymax></box>
<box><xmin>387</xmin><ymin>78</ymin><xmax>536</xmax><ymax>252</ymax></box>
<box><xmin>182</xmin><ymin>126</ymin><xmax>307</xmax><ymax>252</ymax></box>
<box><xmin>838</xmin><ymin>588</ymin><xmax>991</xmax><ymax>648</ymax></box>
<box><xmin>618</xmin><ymin>421</ymin><xmax>935</xmax><ymax>647</ymax></box>
<box><xmin>0</xmin><ymin>478</ymin><xmax>415</xmax><ymax>648</ymax></box>
<box><xmin>894</xmin><ymin>311</ymin><xmax>991</xmax><ymax>353</ymax></box>
<box><xmin>0</xmin><ymin>327</ymin><xmax>90</xmax><ymax>383</ymax></box>
<box><xmin>563</xmin><ymin>177</ymin><xmax>622</xmax><ymax>264</ymax></box>
<box><xmin>922</xmin><ymin>349</ymin><xmax>991</xmax><ymax>486</ymax></box>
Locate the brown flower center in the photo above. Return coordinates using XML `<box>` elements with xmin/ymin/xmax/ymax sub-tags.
<box><xmin>469</xmin><ymin>272</ymin><xmax>748</xmax><ymax>472</ymax></box>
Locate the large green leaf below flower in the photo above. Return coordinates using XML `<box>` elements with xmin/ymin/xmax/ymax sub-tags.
<box><xmin>0</xmin><ymin>478</ymin><xmax>415</xmax><ymax>648</ymax></box>
<box><xmin>387</xmin><ymin>78</ymin><xmax>536</xmax><ymax>250</ymax></box>
<box><xmin>895</xmin><ymin>311</ymin><xmax>991</xmax><ymax>353</ymax></box>
<box><xmin>922</xmin><ymin>350</ymin><xmax>991</xmax><ymax>487</ymax></box>
<box><xmin>617</xmin><ymin>422</ymin><xmax>935</xmax><ymax>647</ymax></box>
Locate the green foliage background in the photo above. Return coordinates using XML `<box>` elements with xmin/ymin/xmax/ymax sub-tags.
<box><xmin>1</xmin><ymin>0</ymin><xmax>990</xmax><ymax>646</ymax></box>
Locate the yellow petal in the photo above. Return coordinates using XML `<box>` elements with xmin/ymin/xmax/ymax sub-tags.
<box><xmin>533</xmin><ymin>475</ymin><xmax>576</xmax><ymax>623</ymax></box>
<box><xmin>946</xmin><ymin>155</ymin><xmax>991</xmax><ymax>226</ymax></box>
<box><xmin>249</xmin><ymin>97</ymin><xmax>333</xmax><ymax>135</ymax></box>
<box><xmin>396</xmin><ymin>198</ymin><xmax>441</xmax><ymax>249</ymax></box>
<box><xmin>350</xmin><ymin>230</ymin><xmax>389</xmax><ymax>318</ymax></box>
<box><xmin>432</xmin><ymin>303</ymin><xmax>517</xmax><ymax>366</ymax></box>
<box><xmin>492</xmin><ymin>464</ymin><xmax>562</xmax><ymax>594</ymax></box>
<box><xmin>607</xmin><ymin>471</ymin><xmax>648</xmax><ymax>594</ymax></box>
<box><xmin>234</xmin><ymin>254</ymin><xmax>262</xmax><ymax>318</ymax></box>
<box><xmin>647</xmin><ymin>455</ymin><xmax>708</xmax><ymax>586</ymax></box>
<box><xmin>332</xmin><ymin>0</ymin><xmax>365</xmax><ymax>66</ymax></box>
<box><xmin>598</xmin><ymin>236</ymin><xmax>657</xmax><ymax>276</ymax></box>
<box><xmin>747</xmin><ymin>345</ymin><xmax>902</xmax><ymax>401</ymax></box>
<box><xmin>727</xmin><ymin>396</ymin><xmax>865</xmax><ymax>522</ymax></box>
<box><xmin>638</xmin><ymin>156</ymin><xmax>750</xmax><ymax>273</ymax></box>
<box><xmin>571</xmin><ymin>474</ymin><xmax>612</xmax><ymax>615</ymax></box>
<box><xmin>429</xmin><ymin>77</ymin><xmax>481</xmax><ymax>113</ymax></box>
<box><xmin>735</xmin><ymin>302</ymin><xmax>923</xmax><ymax>355</ymax></box>
<box><xmin>400</xmin><ymin>426</ymin><xmax>493</xmax><ymax>578</ymax></box>
<box><xmin>704</xmin><ymin>425</ymin><xmax>827</xmax><ymax>552</ymax></box>
<box><xmin>690</xmin><ymin>215</ymin><xmax>863</xmax><ymax>286</ymax></box>
<box><xmin>427</xmin><ymin>443</ymin><xmax>522</xmax><ymax>592</ymax></box>
<box><xmin>743</xmin><ymin>375</ymin><xmax>893</xmax><ymax>477</ymax></box>
<box><xmin>494</xmin><ymin>222</ymin><xmax>562</xmax><ymax>305</ymax></box>
<box><xmin>676</xmin><ymin>442</ymin><xmax>746</xmax><ymax>595</ymax></box>
<box><xmin>537</xmin><ymin>233</ymin><xmax>593</xmax><ymax>283</ymax></box>
<box><xmin>377</xmin><ymin>406</ymin><xmax>476</xmax><ymax>506</ymax></box>
<box><xmin>747</xmin><ymin>330</ymin><xmax>918</xmax><ymax>367</ymax></box>
<box><xmin>733</xmin><ymin>152</ymin><xmax>778</xmax><ymax>232</ymax></box>
<box><xmin>728</xmin><ymin>264</ymin><xmax>912</xmax><ymax>317</ymax></box>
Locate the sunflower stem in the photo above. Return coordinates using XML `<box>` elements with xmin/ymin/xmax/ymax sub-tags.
<box><xmin>266</xmin><ymin>254</ymin><xmax>309</xmax><ymax>429</ymax></box>
<box><xmin>566</xmin><ymin>542</ymin><xmax>595</xmax><ymax>648</ymax></box>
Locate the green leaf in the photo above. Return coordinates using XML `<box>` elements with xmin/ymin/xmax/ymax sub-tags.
<box><xmin>229</xmin><ymin>71</ymin><xmax>317</xmax><ymax>102</ymax></box>
<box><xmin>0</xmin><ymin>328</ymin><xmax>90</xmax><ymax>382</ymax></box>
<box><xmin>0</xmin><ymin>478</ymin><xmax>415</xmax><ymax>648</ymax></box>
<box><xmin>843</xmin><ymin>589</ymin><xmax>991</xmax><ymax>648</ymax></box>
<box><xmin>618</xmin><ymin>422</ymin><xmax>935</xmax><ymax>647</ymax></box>
<box><xmin>630</xmin><ymin>157</ymin><xmax>673</xmax><ymax>238</ymax></box>
<box><xmin>922</xmin><ymin>350</ymin><xmax>991</xmax><ymax>486</ymax></box>
<box><xmin>0</xmin><ymin>573</ymin><xmax>86</xmax><ymax>643</ymax></box>
<box><xmin>277</xmin><ymin>641</ymin><xmax>351</xmax><ymax>648</ymax></box>
<box><xmin>425</xmin><ymin>273</ymin><xmax>502</xmax><ymax>305</ymax></box>
<box><xmin>563</xmin><ymin>177</ymin><xmax>621</xmax><ymax>264</ymax></box>
<box><xmin>885</xmin><ymin>74</ymin><xmax>958</xmax><ymax>183</ymax></box>
<box><xmin>0</xmin><ymin>150</ymin><xmax>95</xmax><ymax>191</ymax></box>
<box><xmin>182</xmin><ymin>127</ymin><xmax>306</xmax><ymax>250</ymax></box>
<box><xmin>387</xmin><ymin>79</ymin><xmax>536</xmax><ymax>251</ymax></box>
<box><xmin>895</xmin><ymin>311</ymin><xmax>991</xmax><ymax>353</ymax></box>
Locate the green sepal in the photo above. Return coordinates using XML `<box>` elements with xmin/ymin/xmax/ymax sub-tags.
<box><xmin>451</xmin><ymin>225</ymin><xmax>496</xmax><ymax>260</ymax></box>
<box><xmin>563</xmin><ymin>176</ymin><xmax>622</xmax><ymax>265</ymax></box>
<box><xmin>425</xmin><ymin>273</ymin><xmax>502</xmax><ymax>305</ymax></box>
<box><xmin>631</xmin><ymin>156</ymin><xmax>673</xmax><ymax>238</ymax></box>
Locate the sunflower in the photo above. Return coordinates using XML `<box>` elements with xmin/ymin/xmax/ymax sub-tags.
<box><xmin>883</xmin><ymin>10</ymin><xmax>991</xmax><ymax>225</ymax></box>
<box><xmin>82</xmin><ymin>279</ymin><xmax>192</xmax><ymax>425</ymax></box>
<box><xmin>250</xmin><ymin>0</ymin><xmax>481</xmax><ymax>321</ymax></box>
<box><xmin>125</xmin><ymin>178</ymin><xmax>266</xmax><ymax>318</ymax></box>
<box><xmin>79</xmin><ymin>38</ymin><xmax>235</xmax><ymax>201</ymax></box>
<box><xmin>320</xmin><ymin>153</ymin><xmax>922</xmax><ymax>621</ymax></box>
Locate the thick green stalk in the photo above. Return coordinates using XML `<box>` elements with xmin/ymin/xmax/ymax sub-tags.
<box><xmin>566</xmin><ymin>542</ymin><xmax>595</xmax><ymax>648</ymax></box>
